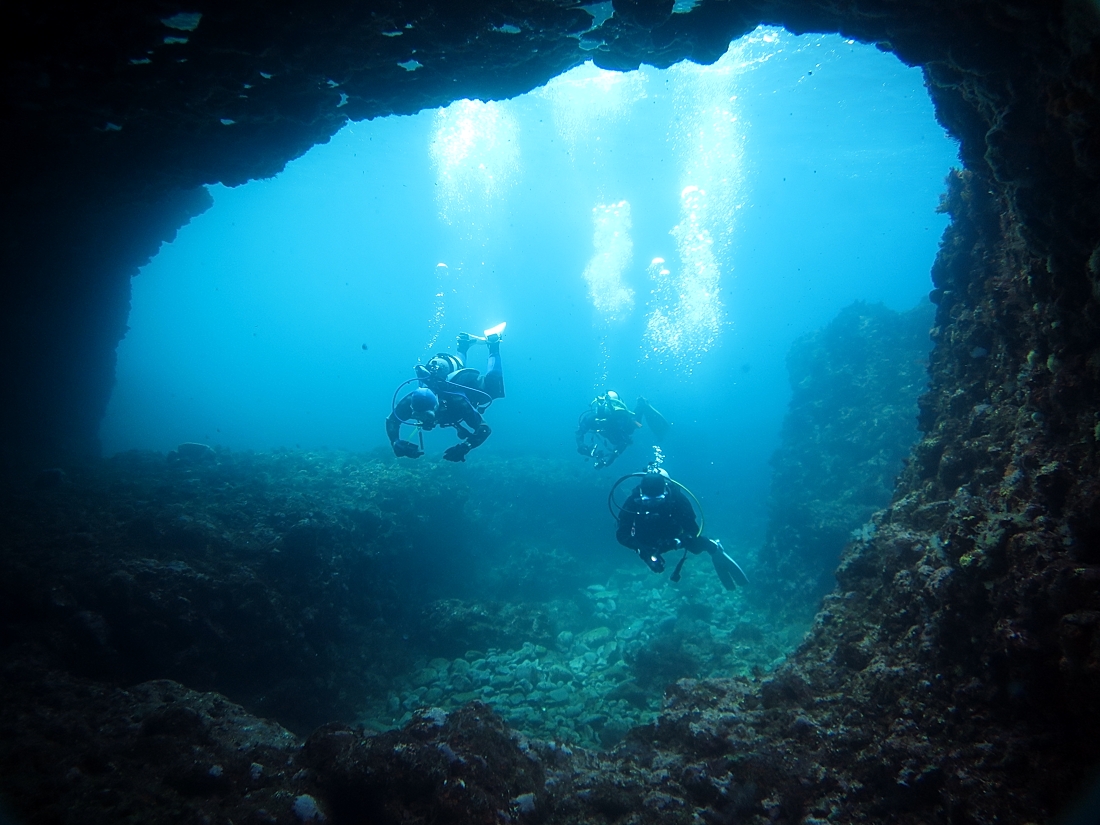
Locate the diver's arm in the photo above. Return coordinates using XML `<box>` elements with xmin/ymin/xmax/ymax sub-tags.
<box><xmin>387</xmin><ymin>397</ymin><xmax>422</xmax><ymax>458</ymax></box>
<box><xmin>386</xmin><ymin>396</ymin><xmax>413</xmax><ymax>444</ymax></box>
<box><xmin>457</xmin><ymin>399</ymin><xmax>487</xmax><ymax>441</ymax></box>
<box><xmin>443</xmin><ymin>399</ymin><xmax>489</xmax><ymax>461</ymax></box>
<box><xmin>387</xmin><ymin>395</ymin><xmax>417</xmax><ymax>437</ymax></box>
<box><xmin>385</xmin><ymin>412</ymin><xmax>401</xmax><ymax>445</ymax></box>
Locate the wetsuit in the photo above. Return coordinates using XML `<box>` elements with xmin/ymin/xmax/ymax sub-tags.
<box><xmin>617</xmin><ymin>486</ymin><xmax>697</xmax><ymax>552</ymax></box>
<box><xmin>616</xmin><ymin>481</ymin><xmax>747</xmax><ymax>589</ymax></box>
<box><xmin>576</xmin><ymin>397</ymin><xmax>643</xmax><ymax>467</ymax></box>
<box><xmin>387</xmin><ymin>391</ymin><xmax>490</xmax><ymax>455</ymax></box>
<box><xmin>387</xmin><ymin>336</ymin><xmax>503</xmax><ymax>461</ymax></box>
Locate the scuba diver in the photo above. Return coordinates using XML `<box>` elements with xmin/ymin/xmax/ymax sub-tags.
<box><xmin>610</xmin><ymin>455</ymin><xmax>749</xmax><ymax>591</ymax></box>
<box><xmin>576</xmin><ymin>391</ymin><xmax>670</xmax><ymax>469</ymax></box>
<box><xmin>386</xmin><ymin>323</ymin><xmax>505</xmax><ymax>462</ymax></box>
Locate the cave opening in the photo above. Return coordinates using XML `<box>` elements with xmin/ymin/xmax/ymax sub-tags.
<box><xmin>74</xmin><ymin>30</ymin><xmax>964</xmax><ymax>744</ymax></box>
<box><xmin>101</xmin><ymin>27</ymin><xmax>958</xmax><ymax>546</ymax></box>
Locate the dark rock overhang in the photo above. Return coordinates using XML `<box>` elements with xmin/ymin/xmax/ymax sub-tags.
<box><xmin>2</xmin><ymin>0</ymin><xmax>1098</xmax><ymax>467</ymax></box>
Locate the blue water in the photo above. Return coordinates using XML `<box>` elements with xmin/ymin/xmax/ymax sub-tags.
<box><xmin>101</xmin><ymin>28</ymin><xmax>958</xmax><ymax>543</ymax></box>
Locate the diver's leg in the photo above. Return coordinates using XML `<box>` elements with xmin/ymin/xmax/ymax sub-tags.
<box><xmin>456</xmin><ymin>331</ymin><xmax>488</xmax><ymax>364</ymax></box>
<box><xmin>482</xmin><ymin>336</ymin><xmax>505</xmax><ymax>399</ymax></box>
<box><xmin>456</xmin><ymin>335</ymin><xmax>474</xmax><ymax>363</ymax></box>
<box><xmin>682</xmin><ymin>535</ymin><xmax>711</xmax><ymax>554</ymax></box>
<box><xmin>638</xmin><ymin>397</ymin><xmax>670</xmax><ymax>438</ymax></box>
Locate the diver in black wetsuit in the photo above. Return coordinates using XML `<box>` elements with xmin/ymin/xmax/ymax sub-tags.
<box><xmin>386</xmin><ymin>326</ymin><xmax>505</xmax><ymax>462</ymax></box>
<box><xmin>576</xmin><ymin>392</ymin><xmax>669</xmax><ymax>468</ymax></box>
<box><xmin>614</xmin><ymin>468</ymin><xmax>748</xmax><ymax>591</ymax></box>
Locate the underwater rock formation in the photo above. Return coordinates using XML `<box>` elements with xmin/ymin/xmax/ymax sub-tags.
<box><xmin>302</xmin><ymin>704</ymin><xmax>546</xmax><ymax>824</ymax></box>
<box><xmin>533</xmin><ymin>165</ymin><xmax>1100</xmax><ymax>825</ymax></box>
<box><xmin>0</xmin><ymin>450</ymin><xmax>617</xmax><ymax>733</ymax></box>
<box><xmin>760</xmin><ymin>300</ymin><xmax>935</xmax><ymax>612</ymax></box>
<box><xmin>0</xmin><ymin>448</ymin><xmax>795</xmax><ymax>759</ymax></box>
<box><xmin>2</xmin><ymin>0</ymin><xmax>1100</xmax><ymax>823</ymax></box>
<box><xmin>0</xmin><ymin>666</ymin><xmax>306</xmax><ymax>825</ymax></box>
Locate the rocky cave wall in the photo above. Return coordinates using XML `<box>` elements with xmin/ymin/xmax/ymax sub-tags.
<box><xmin>758</xmin><ymin>300</ymin><xmax>936</xmax><ymax>612</ymax></box>
<box><xmin>3</xmin><ymin>0</ymin><xmax>1100</xmax><ymax>822</ymax></box>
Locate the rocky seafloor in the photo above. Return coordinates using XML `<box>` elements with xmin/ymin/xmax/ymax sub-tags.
<box><xmin>0</xmin><ymin>446</ymin><xmax>804</xmax><ymax>754</ymax></box>
<box><xmin>368</xmin><ymin>566</ymin><xmax>800</xmax><ymax>748</ymax></box>
<box><xmin>0</xmin><ymin>446</ymin><xmax>813</xmax><ymax>824</ymax></box>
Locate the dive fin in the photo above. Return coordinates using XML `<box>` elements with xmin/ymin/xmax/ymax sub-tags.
<box><xmin>638</xmin><ymin>398</ymin><xmax>671</xmax><ymax>440</ymax></box>
<box><xmin>710</xmin><ymin>546</ymin><xmax>749</xmax><ymax>591</ymax></box>
<box><xmin>484</xmin><ymin>321</ymin><xmax>507</xmax><ymax>338</ymax></box>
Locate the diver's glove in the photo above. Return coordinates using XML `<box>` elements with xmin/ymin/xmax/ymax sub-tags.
<box><xmin>392</xmin><ymin>440</ymin><xmax>423</xmax><ymax>459</ymax></box>
<box><xmin>640</xmin><ymin>551</ymin><xmax>665</xmax><ymax>573</ymax></box>
<box><xmin>443</xmin><ymin>442</ymin><xmax>472</xmax><ymax>462</ymax></box>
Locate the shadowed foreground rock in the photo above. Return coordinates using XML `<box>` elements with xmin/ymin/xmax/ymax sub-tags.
<box><xmin>0</xmin><ymin>661</ymin><xmax>305</xmax><ymax>825</ymax></box>
<box><xmin>302</xmin><ymin>704</ymin><xmax>547</xmax><ymax>824</ymax></box>
<box><xmin>0</xmin><ymin>658</ymin><xmax>551</xmax><ymax>825</ymax></box>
